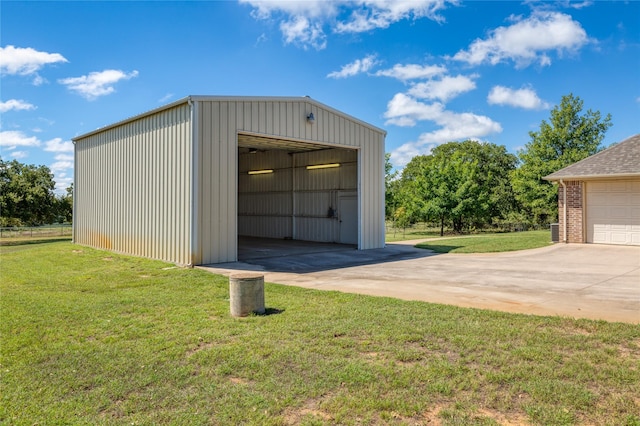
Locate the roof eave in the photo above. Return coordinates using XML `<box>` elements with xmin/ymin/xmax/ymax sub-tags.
<box><xmin>72</xmin><ymin>97</ymin><xmax>192</xmax><ymax>142</ymax></box>
<box><xmin>544</xmin><ymin>172</ymin><xmax>640</xmax><ymax>182</ymax></box>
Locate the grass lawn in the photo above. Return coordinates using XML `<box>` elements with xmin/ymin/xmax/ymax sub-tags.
<box><xmin>1</xmin><ymin>241</ymin><xmax>639</xmax><ymax>425</ymax></box>
<box><xmin>415</xmin><ymin>230</ymin><xmax>552</xmax><ymax>254</ymax></box>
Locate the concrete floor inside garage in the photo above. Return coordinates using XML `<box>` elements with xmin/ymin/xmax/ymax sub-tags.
<box><xmin>237</xmin><ymin>236</ymin><xmax>357</xmax><ymax>262</ymax></box>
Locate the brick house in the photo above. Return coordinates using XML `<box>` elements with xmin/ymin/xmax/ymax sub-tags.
<box><xmin>544</xmin><ymin>134</ymin><xmax>640</xmax><ymax>246</ymax></box>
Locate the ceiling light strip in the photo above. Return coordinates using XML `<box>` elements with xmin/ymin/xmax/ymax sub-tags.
<box><xmin>247</xmin><ymin>169</ymin><xmax>274</xmax><ymax>175</ymax></box>
<box><xmin>306</xmin><ymin>163</ymin><xmax>340</xmax><ymax>170</ymax></box>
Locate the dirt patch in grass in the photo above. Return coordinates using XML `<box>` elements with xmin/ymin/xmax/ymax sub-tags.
<box><xmin>282</xmin><ymin>396</ymin><xmax>333</xmax><ymax>425</ymax></box>
<box><xmin>186</xmin><ymin>342</ymin><xmax>216</xmax><ymax>357</ymax></box>
<box><xmin>228</xmin><ymin>377</ymin><xmax>250</xmax><ymax>385</ymax></box>
<box><xmin>477</xmin><ymin>407</ymin><xmax>531</xmax><ymax>425</ymax></box>
<box><xmin>422</xmin><ymin>404</ymin><xmax>445</xmax><ymax>425</ymax></box>
<box><xmin>619</xmin><ymin>338</ymin><xmax>640</xmax><ymax>360</ymax></box>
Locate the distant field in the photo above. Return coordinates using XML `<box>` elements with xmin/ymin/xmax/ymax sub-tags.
<box><xmin>2</xmin><ymin>241</ymin><xmax>638</xmax><ymax>425</ymax></box>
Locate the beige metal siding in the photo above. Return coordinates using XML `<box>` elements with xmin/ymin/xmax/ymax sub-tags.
<box><xmin>74</xmin><ymin>104</ymin><xmax>192</xmax><ymax>265</ymax></box>
<box><xmin>195</xmin><ymin>98</ymin><xmax>385</xmax><ymax>263</ymax></box>
<box><xmin>360</xmin><ymin>129</ymin><xmax>386</xmax><ymax>249</ymax></box>
<box><xmin>194</xmin><ymin>101</ymin><xmax>238</xmax><ymax>264</ymax></box>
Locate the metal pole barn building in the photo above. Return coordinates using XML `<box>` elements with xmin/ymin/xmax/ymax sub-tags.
<box><xmin>73</xmin><ymin>96</ymin><xmax>387</xmax><ymax>266</ymax></box>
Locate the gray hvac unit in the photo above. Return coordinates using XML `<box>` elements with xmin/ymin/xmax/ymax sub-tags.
<box><xmin>550</xmin><ymin>223</ymin><xmax>559</xmax><ymax>243</ymax></box>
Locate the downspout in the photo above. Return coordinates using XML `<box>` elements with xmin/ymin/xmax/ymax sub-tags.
<box><xmin>559</xmin><ymin>179</ymin><xmax>567</xmax><ymax>243</ymax></box>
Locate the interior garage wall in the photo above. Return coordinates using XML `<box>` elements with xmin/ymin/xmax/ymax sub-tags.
<box><xmin>73</xmin><ymin>104</ymin><xmax>192</xmax><ymax>265</ymax></box>
<box><xmin>238</xmin><ymin>148</ymin><xmax>357</xmax><ymax>242</ymax></box>
<box><xmin>194</xmin><ymin>96</ymin><xmax>386</xmax><ymax>264</ymax></box>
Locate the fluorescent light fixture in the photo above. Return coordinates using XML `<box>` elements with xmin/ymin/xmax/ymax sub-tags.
<box><xmin>306</xmin><ymin>163</ymin><xmax>340</xmax><ymax>170</ymax></box>
<box><xmin>247</xmin><ymin>169</ymin><xmax>273</xmax><ymax>175</ymax></box>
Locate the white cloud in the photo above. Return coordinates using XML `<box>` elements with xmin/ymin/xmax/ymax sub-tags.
<box><xmin>408</xmin><ymin>74</ymin><xmax>477</xmax><ymax>102</ymax></box>
<box><xmin>240</xmin><ymin>0</ymin><xmax>454</xmax><ymax>50</ymax></box>
<box><xmin>280</xmin><ymin>16</ymin><xmax>327</xmax><ymax>50</ymax></box>
<box><xmin>452</xmin><ymin>11</ymin><xmax>589</xmax><ymax>68</ymax></box>
<box><xmin>32</xmin><ymin>75</ymin><xmax>46</xmax><ymax>86</ymax></box>
<box><xmin>55</xmin><ymin>154</ymin><xmax>74</xmax><ymax>161</ymax></box>
<box><xmin>327</xmin><ymin>54</ymin><xmax>379</xmax><ymax>78</ymax></box>
<box><xmin>43</xmin><ymin>138</ymin><xmax>74</xmax><ymax>152</ymax></box>
<box><xmin>487</xmin><ymin>85</ymin><xmax>550</xmax><ymax>109</ymax></box>
<box><xmin>10</xmin><ymin>151</ymin><xmax>29</xmax><ymax>159</ymax></box>
<box><xmin>390</xmin><ymin>141</ymin><xmax>429</xmax><ymax>168</ymax></box>
<box><xmin>375</xmin><ymin>63</ymin><xmax>447</xmax><ymax>81</ymax></box>
<box><xmin>0</xmin><ymin>99</ymin><xmax>37</xmax><ymax>113</ymax></box>
<box><xmin>384</xmin><ymin>93</ymin><xmax>445</xmax><ymax>126</ymax></box>
<box><xmin>240</xmin><ymin>0</ymin><xmax>337</xmax><ymax>49</ymax></box>
<box><xmin>415</xmin><ymin>110</ymin><xmax>502</xmax><ymax>144</ymax></box>
<box><xmin>241</xmin><ymin>0</ymin><xmax>337</xmax><ymax>20</ymax></box>
<box><xmin>53</xmin><ymin>175</ymin><xmax>74</xmax><ymax>193</ymax></box>
<box><xmin>158</xmin><ymin>93</ymin><xmax>174</xmax><ymax>103</ymax></box>
<box><xmin>334</xmin><ymin>0</ymin><xmax>451</xmax><ymax>33</ymax></box>
<box><xmin>58</xmin><ymin>69</ymin><xmax>139</xmax><ymax>100</ymax></box>
<box><xmin>385</xmin><ymin>93</ymin><xmax>502</xmax><ymax>166</ymax></box>
<box><xmin>50</xmin><ymin>160</ymin><xmax>74</xmax><ymax>173</ymax></box>
<box><xmin>565</xmin><ymin>1</ymin><xmax>592</xmax><ymax>9</ymax></box>
<box><xmin>0</xmin><ymin>130</ymin><xmax>41</xmax><ymax>149</ymax></box>
<box><xmin>0</xmin><ymin>45</ymin><xmax>68</xmax><ymax>76</ymax></box>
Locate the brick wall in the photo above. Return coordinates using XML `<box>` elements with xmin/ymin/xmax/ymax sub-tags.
<box><xmin>558</xmin><ymin>180</ymin><xmax>584</xmax><ymax>243</ymax></box>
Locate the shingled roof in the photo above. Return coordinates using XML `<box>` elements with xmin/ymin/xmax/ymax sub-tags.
<box><xmin>544</xmin><ymin>133</ymin><xmax>640</xmax><ymax>181</ymax></box>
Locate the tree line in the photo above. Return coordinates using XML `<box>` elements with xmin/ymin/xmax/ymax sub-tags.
<box><xmin>0</xmin><ymin>159</ymin><xmax>73</xmax><ymax>227</ymax></box>
<box><xmin>386</xmin><ymin>94</ymin><xmax>612</xmax><ymax>235</ymax></box>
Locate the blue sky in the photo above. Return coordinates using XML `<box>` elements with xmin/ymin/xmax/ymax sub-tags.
<box><xmin>1</xmin><ymin>0</ymin><xmax>638</xmax><ymax>193</ymax></box>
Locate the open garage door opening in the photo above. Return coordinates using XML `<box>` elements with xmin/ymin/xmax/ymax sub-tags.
<box><xmin>237</xmin><ymin>133</ymin><xmax>359</xmax><ymax>261</ymax></box>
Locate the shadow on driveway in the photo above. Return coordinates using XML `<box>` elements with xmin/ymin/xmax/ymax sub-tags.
<box><xmin>213</xmin><ymin>236</ymin><xmax>439</xmax><ymax>274</ymax></box>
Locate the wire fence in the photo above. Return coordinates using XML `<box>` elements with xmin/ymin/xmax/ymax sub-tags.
<box><xmin>0</xmin><ymin>224</ymin><xmax>72</xmax><ymax>239</ymax></box>
<box><xmin>384</xmin><ymin>220</ymin><xmax>550</xmax><ymax>239</ymax></box>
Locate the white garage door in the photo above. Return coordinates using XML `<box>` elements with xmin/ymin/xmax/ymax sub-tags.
<box><xmin>586</xmin><ymin>179</ymin><xmax>640</xmax><ymax>245</ymax></box>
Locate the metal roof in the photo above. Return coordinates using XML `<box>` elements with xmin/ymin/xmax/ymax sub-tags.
<box><xmin>544</xmin><ymin>133</ymin><xmax>640</xmax><ymax>181</ymax></box>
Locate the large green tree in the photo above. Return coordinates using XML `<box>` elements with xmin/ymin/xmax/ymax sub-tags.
<box><xmin>0</xmin><ymin>158</ymin><xmax>57</xmax><ymax>226</ymax></box>
<box><xmin>395</xmin><ymin>140</ymin><xmax>517</xmax><ymax>235</ymax></box>
<box><xmin>512</xmin><ymin>94</ymin><xmax>612</xmax><ymax>225</ymax></box>
<box><xmin>55</xmin><ymin>183</ymin><xmax>73</xmax><ymax>223</ymax></box>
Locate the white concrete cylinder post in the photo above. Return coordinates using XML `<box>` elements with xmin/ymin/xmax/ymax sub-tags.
<box><xmin>229</xmin><ymin>273</ymin><xmax>265</xmax><ymax>317</ymax></box>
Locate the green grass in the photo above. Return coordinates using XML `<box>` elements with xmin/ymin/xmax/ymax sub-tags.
<box><xmin>2</xmin><ymin>241</ymin><xmax>639</xmax><ymax>425</ymax></box>
<box><xmin>415</xmin><ymin>230</ymin><xmax>552</xmax><ymax>253</ymax></box>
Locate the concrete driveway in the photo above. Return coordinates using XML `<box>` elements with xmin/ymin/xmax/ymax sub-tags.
<box><xmin>200</xmin><ymin>241</ymin><xmax>640</xmax><ymax>324</ymax></box>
